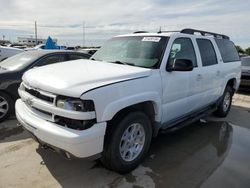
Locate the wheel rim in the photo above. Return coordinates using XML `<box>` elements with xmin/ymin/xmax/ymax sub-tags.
<box><xmin>223</xmin><ymin>92</ymin><xmax>231</xmax><ymax>112</ymax></box>
<box><xmin>0</xmin><ymin>96</ymin><xmax>9</xmax><ymax>119</ymax></box>
<box><xmin>119</xmin><ymin>123</ymin><xmax>146</xmax><ymax>162</ymax></box>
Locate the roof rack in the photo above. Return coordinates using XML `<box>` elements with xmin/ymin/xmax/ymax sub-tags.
<box><xmin>180</xmin><ymin>28</ymin><xmax>230</xmax><ymax>40</ymax></box>
<box><xmin>133</xmin><ymin>31</ymin><xmax>148</xmax><ymax>34</ymax></box>
<box><xmin>157</xmin><ymin>30</ymin><xmax>180</xmax><ymax>34</ymax></box>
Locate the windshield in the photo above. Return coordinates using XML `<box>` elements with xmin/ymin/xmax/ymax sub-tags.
<box><xmin>0</xmin><ymin>52</ymin><xmax>38</xmax><ymax>71</ymax></box>
<box><xmin>91</xmin><ymin>36</ymin><xmax>168</xmax><ymax>68</ymax></box>
<box><xmin>242</xmin><ymin>57</ymin><xmax>250</xmax><ymax>66</ymax></box>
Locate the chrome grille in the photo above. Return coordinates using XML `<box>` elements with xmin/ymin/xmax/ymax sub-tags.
<box><xmin>25</xmin><ymin>87</ymin><xmax>54</xmax><ymax>103</ymax></box>
<box><xmin>22</xmin><ymin>83</ymin><xmax>57</xmax><ymax>121</ymax></box>
<box><xmin>23</xmin><ymin>84</ymin><xmax>56</xmax><ymax>105</ymax></box>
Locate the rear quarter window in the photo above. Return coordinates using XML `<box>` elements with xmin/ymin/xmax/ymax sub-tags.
<box><xmin>215</xmin><ymin>39</ymin><xmax>240</xmax><ymax>63</ymax></box>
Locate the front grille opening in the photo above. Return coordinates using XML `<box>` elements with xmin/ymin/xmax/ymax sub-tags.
<box><xmin>25</xmin><ymin>88</ymin><xmax>54</xmax><ymax>103</ymax></box>
<box><xmin>55</xmin><ymin>116</ymin><xmax>96</xmax><ymax>130</ymax></box>
<box><xmin>33</xmin><ymin>107</ymin><xmax>53</xmax><ymax>116</ymax></box>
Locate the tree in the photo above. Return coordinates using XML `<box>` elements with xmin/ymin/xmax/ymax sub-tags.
<box><xmin>235</xmin><ymin>45</ymin><xmax>245</xmax><ymax>54</ymax></box>
<box><xmin>245</xmin><ymin>47</ymin><xmax>250</xmax><ymax>55</ymax></box>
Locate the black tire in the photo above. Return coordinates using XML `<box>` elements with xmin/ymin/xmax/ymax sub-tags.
<box><xmin>0</xmin><ymin>92</ymin><xmax>13</xmax><ymax>122</ymax></box>
<box><xmin>101</xmin><ymin>111</ymin><xmax>152</xmax><ymax>174</ymax></box>
<box><xmin>214</xmin><ymin>86</ymin><xmax>233</xmax><ymax>117</ymax></box>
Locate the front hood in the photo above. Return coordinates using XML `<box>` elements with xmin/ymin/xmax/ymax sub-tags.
<box><xmin>23</xmin><ymin>60</ymin><xmax>152</xmax><ymax>97</ymax></box>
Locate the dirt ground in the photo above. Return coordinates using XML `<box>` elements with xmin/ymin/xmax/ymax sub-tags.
<box><xmin>0</xmin><ymin>92</ymin><xmax>250</xmax><ymax>188</ymax></box>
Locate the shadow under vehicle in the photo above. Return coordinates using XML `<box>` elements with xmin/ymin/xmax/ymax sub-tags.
<box><xmin>36</xmin><ymin>121</ymin><xmax>233</xmax><ymax>188</ymax></box>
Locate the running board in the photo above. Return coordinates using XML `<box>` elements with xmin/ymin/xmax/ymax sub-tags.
<box><xmin>160</xmin><ymin>106</ymin><xmax>217</xmax><ymax>133</ymax></box>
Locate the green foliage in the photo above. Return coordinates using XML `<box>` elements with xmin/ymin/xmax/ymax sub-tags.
<box><xmin>236</xmin><ymin>45</ymin><xmax>245</xmax><ymax>54</ymax></box>
<box><xmin>245</xmin><ymin>47</ymin><xmax>250</xmax><ymax>55</ymax></box>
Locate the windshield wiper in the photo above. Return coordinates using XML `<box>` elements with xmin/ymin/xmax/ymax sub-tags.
<box><xmin>111</xmin><ymin>61</ymin><xmax>135</xmax><ymax>66</ymax></box>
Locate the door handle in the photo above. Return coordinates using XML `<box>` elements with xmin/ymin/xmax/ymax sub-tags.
<box><xmin>196</xmin><ymin>74</ymin><xmax>202</xmax><ymax>81</ymax></box>
<box><xmin>216</xmin><ymin>71</ymin><xmax>220</xmax><ymax>76</ymax></box>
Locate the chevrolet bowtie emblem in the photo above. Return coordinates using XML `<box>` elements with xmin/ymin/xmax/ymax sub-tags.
<box><xmin>26</xmin><ymin>98</ymin><xmax>33</xmax><ymax>106</ymax></box>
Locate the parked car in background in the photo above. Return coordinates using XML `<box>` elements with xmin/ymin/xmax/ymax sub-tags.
<box><xmin>0</xmin><ymin>46</ymin><xmax>24</xmax><ymax>61</ymax></box>
<box><xmin>241</xmin><ymin>56</ymin><xmax>250</xmax><ymax>88</ymax></box>
<box><xmin>0</xmin><ymin>50</ymin><xmax>90</xmax><ymax>122</ymax></box>
<box><xmin>80</xmin><ymin>48</ymin><xmax>98</xmax><ymax>55</ymax></box>
<box><xmin>25</xmin><ymin>44</ymin><xmax>45</xmax><ymax>51</ymax></box>
<box><xmin>7</xmin><ymin>44</ymin><xmax>28</xmax><ymax>50</ymax></box>
<box><xmin>15</xmin><ymin>29</ymin><xmax>241</xmax><ymax>174</ymax></box>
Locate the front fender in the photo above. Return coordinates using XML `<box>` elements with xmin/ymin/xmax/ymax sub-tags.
<box><xmin>81</xmin><ymin>73</ymin><xmax>163</xmax><ymax>123</ymax></box>
<box><xmin>101</xmin><ymin>92</ymin><xmax>161</xmax><ymax>122</ymax></box>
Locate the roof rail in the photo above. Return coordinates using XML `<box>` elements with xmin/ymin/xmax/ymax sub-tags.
<box><xmin>157</xmin><ymin>30</ymin><xmax>180</xmax><ymax>34</ymax></box>
<box><xmin>180</xmin><ymin>28</ymin><xmax>230</xmax><ymax>40</ymax></box>
<box><xmin>133</xmin><ymin>31</ymin><xmax>148</xmax><ymax>34</ymax></box>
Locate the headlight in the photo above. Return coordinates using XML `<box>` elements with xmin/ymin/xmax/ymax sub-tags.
<box><xmin>56</xmin><ymin>97</ymin><xmax>95</xmax><ymax>112</ymax></box>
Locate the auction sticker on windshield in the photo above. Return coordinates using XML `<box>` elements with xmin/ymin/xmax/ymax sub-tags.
<box><xmin>142</xmin><ymin>37</ymin><xmax>161</xmax><ymax>42</ymax></box>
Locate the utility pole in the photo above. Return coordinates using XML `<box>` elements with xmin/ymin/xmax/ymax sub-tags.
<box><xmin>35</xmin><ymin>21</ymin><xmax>38</xmax><ymax>46</ymax></box>
<box><xmin>82</xmin><ymin>21</ymin><xmax>85</xmax><ymax>48</ymax></box>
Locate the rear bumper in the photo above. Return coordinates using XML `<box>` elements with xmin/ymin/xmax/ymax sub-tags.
<box><xmin>15</xmin><ymin>99</ymin><xmax>107</xmax><ymax>158</ymax></box>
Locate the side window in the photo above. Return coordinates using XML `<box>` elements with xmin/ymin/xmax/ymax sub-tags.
<box><xmin>215</xmin><ymin>39</ymin><xmax>240</xmax><ymax>63</ymax></box>
<box><xmin>68</xmin><ymin>54</ymin><xmax>88</xmax><ymax>60</ymax></box>
<box><xmin>37</xmin><ymin>54</ymin><xmax>65</xmax><ymax>67</ymax></box>
<box><xmin>168</xmin><ymin>38</ymin><xmax>197</xmax><ymax>67</ymax></box>
<box><xmin>196</xmin><ymin>39</ymin><xmax>218</xmax><ymax>66</ymax></box>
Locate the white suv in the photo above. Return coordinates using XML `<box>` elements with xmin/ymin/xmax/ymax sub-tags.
<box><xmin>15</xmin><ymin>29</ymin><xmax>241</xmax><ymax>173</ymax></box>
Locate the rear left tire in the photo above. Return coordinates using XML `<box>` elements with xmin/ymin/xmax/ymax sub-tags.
<box><xmin>214</xmin><ymin>86</ymin><xmax>233</xmax><ymax>117</ymax></box>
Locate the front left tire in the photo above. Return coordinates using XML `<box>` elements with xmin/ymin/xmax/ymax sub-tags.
<box><xmin>101</xmin><ymin>111</ymin><xmax>152</xmax><ymax>174</ymax></box>
<box><xmin>0</xmin><ymin>92</ymin><xmax>13</xmax><ymax>122</ymax></box>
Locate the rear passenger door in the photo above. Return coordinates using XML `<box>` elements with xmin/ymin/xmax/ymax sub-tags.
<box><xmin>196</xmin><ymin>38</ymin><xmax>220</xmax><ymax>106</ymax></box>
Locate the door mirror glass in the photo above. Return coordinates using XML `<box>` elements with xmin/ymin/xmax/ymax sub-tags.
<box><xmin>167</xmin><ymin>59</ymin><xmax>193</xmax><ymax>72</ymax></box>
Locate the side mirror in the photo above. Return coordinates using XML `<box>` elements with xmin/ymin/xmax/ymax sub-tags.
<box><xmin>167</xmin><ymin>59</ymin><xmax>193</xmax><ymax>72</ymax></box>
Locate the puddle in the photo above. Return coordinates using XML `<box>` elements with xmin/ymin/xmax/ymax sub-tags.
<box><xmin>139</xmin><ymin>121</ymin><xmax>250</xmax><ymax>188</ymax></box>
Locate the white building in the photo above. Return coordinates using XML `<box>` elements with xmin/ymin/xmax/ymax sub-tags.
<box><xmin>17</xmin><ymin>37</ymin><xmax>57</xmax><ymax>46</ymax></box>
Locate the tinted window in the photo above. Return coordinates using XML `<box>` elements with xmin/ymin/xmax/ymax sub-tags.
<box><xmin>168</xmin><ymin>38</ymin><xmax>197</xmax><ymax>67</ymax></box>
<box><xmin>37</xmin><ymin>54</ymin><xmax>65</xmax><ymax>67</ymax></box>
<box><xmin>215</xmin><ymin>39</ymin><xmax>240</xmax><ymax>63</ymax></box>
<box><xmin>197</xmin><ymin>39</ymin><xmax>217</xmax><ymax>66</ymax></box>
<box><xmin>68</xmin><ymin>54</ymin><xmax>89</xmax><ymax>60</ymax></box>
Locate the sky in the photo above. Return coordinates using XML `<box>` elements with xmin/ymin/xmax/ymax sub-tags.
<box><xmin>0</xmin><ymin>0</ymin><xmax>250</xmax><ymax>48</ymax></box>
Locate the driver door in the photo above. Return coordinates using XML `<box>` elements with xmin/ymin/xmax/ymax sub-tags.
<box><xmin>161</xmin><ymin>37</ymin><xmax>201</xmax><ymax>124</ymax></box>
